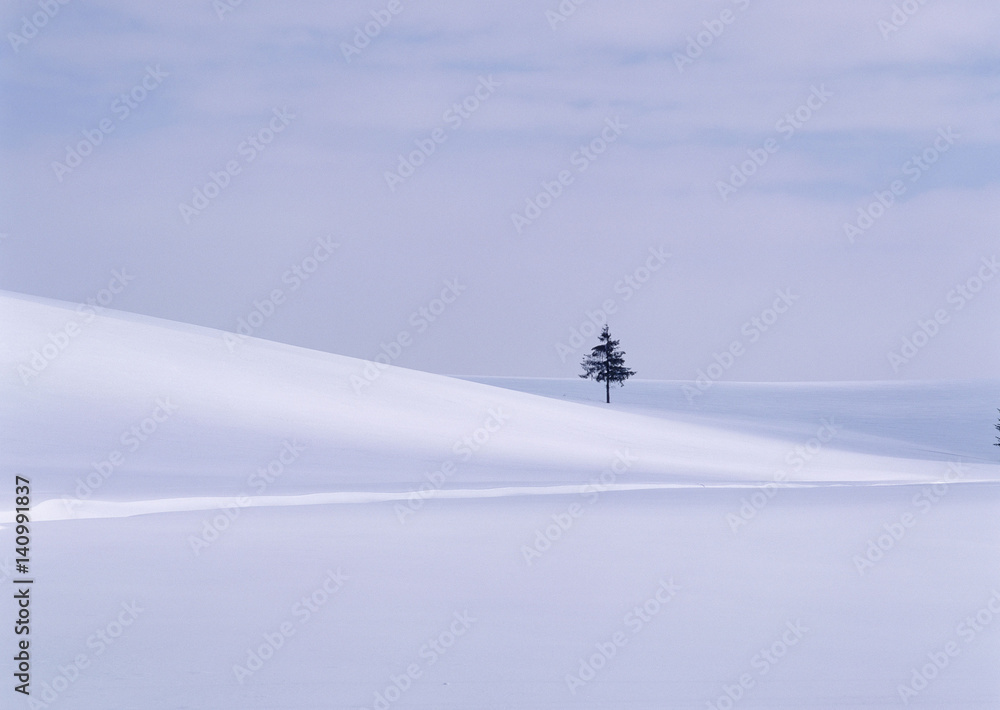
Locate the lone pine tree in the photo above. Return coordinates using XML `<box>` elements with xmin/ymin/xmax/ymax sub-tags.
<box><xmin>579</xmin><ymin>324</ymin><xmax>636</xmax><ymax>403</ymax></box>
<box><xmin>995</xmin><ymin>409</ymin><xmax>1000</xmax><ymax>448</ymax></box>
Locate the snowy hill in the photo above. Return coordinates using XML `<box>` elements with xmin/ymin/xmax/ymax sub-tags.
<box><xmin>463</xmin><ymin>376</ymin><xmax>1000</xmax><ymax>466</ymax></box>
<box><xmin>1</xmin><ymin>291</ymin><xmax>999</xmax><ymax>709</ymax></box>
<box><xmin>2</xmin><ymin>290</ymin><xmax>997</xmax><ymax>509</ymax></box>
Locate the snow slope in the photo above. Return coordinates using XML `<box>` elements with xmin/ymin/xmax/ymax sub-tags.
<box><xmin>1</xmin><ymin>291</ymin><xmax>999</xmax><ymax>709</ymax></box>
<box><xmin>2</xmin><ymin>291</ymin><xmax>997</xmax><ymax>506</ymax></box>
<box><xmin>463</xmin><ymin>376</ymin><xmax>1000</xmax><ymax>466</ymax></box>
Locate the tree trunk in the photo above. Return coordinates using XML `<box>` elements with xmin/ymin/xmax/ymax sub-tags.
<box><xmin>605</xmin><ymin>346</ymin><xmax>610</xmax><ymax>403</ymax></box>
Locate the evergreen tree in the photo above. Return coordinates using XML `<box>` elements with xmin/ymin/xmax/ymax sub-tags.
<box><xmin>995</xmin><ymin>409</ymin><xmax>1000</xmax><ymax>448</ymax></box>
<box><xmin>579</xmin><ymin>324</ymin><xmax>636</xmax><ymax>403</ymax></box>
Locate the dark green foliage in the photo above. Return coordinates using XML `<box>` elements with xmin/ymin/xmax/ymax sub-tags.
<box><xmin>579</xmin><ymin>324</ymin><xmax>636</xmax><ymax>403</ymax></box>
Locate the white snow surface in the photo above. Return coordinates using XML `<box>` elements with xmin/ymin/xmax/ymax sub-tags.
<box><xmin>1</xmin><ymin>291</ymin><xmax>999</xmax><ymax>709</ymax></box>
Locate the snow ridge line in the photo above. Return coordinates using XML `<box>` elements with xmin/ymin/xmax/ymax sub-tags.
<box><xmin>1</xmin><ymin>479</ymin><xmax>998</xmax><ymax>524</ymax></box>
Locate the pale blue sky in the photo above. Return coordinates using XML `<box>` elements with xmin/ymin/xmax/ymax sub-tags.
<box><xmin>1</xmin><ymin>0</ymin><xmax>998</xmax><ymax>381</ymax></box>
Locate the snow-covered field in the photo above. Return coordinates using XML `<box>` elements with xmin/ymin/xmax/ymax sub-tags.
<box><xmin>2</xmin><ymin>290</ymin><xmax>999</xmax><ymax>709</ymax></box>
